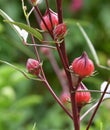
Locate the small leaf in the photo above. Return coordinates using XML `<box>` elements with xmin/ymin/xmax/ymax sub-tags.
<box><xmin>0</xmin><ymin>9</ymin><xmax>28</xmax><ymax>42</ymax></box>
<box><xmin>5</xmin><ymin>20</ymin><xmax>43</xmax><ymax>41</ymax></box>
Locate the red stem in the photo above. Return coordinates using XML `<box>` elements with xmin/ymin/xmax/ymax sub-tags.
<box><xmin>43</xmin><ymin>79</ymin><xmax>73</xmax><ymax>119</ymax></box>
<box><xmin>33</xmin><ymin>2</ymin><xmax>80</xmax><ymax>129</ymax></box>
<box><xmin>56</xmin><ymin>1</ymin><xmax>80</xmax><ymax>130</ymax></box>
<box><xmin>86</xmin><ymin>80</ymin><xmax>110</xmax><ymax>130</ymax></box>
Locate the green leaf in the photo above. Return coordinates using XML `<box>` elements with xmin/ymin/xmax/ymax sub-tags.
<box><xmin>5</xmin><ymin>20</ymin><xmax>43</xmax><ymax>41</ymax></box>
<box><xmin>0</xmin><ymin>9</ymin><xmax>28</xmax><ymax>41</ymax></box>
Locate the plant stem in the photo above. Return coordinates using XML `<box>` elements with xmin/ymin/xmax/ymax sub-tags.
<box><xmin>33</xmin><ymin>1</ymin><xmax>80</xmax><ymax>129</ymax></box>
<box><xmin>56</xmin><ymin>1</ymin><xmax>80</xmax><ymax>129</ymax></box>
<box><xmin>86</xmin><ymin>80</ymin><xmax>110</xmax><ymax>130</ymax></box>
<box><xmin>21</xmin><ymin>1</ymin><xmax>40</xmax><ymax>61</ymax></box>
<box><xmin>43</xmin><ymin>79</ymin><xmax>73</xmax><ymax>119</ymax></box>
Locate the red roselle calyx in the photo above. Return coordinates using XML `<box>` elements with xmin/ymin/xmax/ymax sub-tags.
<box><xmin>26</xmin><ymin>58</ymin><xmax>41</xmax><ymax>76</ymax></box>
<box><xmin>53</xmin><ymin>23</ymin><xmax>67</xmax><ymax>41</ymax></box>
<box><xmin>75</xmin><ymin>83</ymin><xmax>91</xmax><ymax>108</ymax></box>
<box><xmin>40</xmin><ymin>9</ymin><xmax>58</xmax><ymax>31</ymax></box>
<box><xmin>71</xmin><ymin>52</ymin><xmax>94</xmax><ymax>78</ymax></box>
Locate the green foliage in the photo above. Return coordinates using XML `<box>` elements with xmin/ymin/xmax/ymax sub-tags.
<box><xmin>0</xmin><ymin>65</ymin><xmax>43</xmax><ymax>130</ymax></box>
<box><xmin>0</xmin><ymin>0</ymin><xmax>110</xmax><ymax>130</ymax></box>
<box><xmin>5</xmin><ymin>21</ymin><xmax>43</xmax><ymax>42</ymax></box>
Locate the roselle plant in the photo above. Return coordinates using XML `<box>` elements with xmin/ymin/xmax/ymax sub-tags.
<box><xmin>0</xmin><ymin>0</ymin><xmax>110</xmax><ymax>130</ymax></box>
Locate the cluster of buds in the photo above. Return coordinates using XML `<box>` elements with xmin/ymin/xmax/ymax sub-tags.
<box><xmin>27</xmin><ymin>2</ymin><xmax>94</xmax><ymax>117</ymax></box>
<box><xmin>40</xmin><ymin>9</ymin><xmax>67</xmax><ymax>41</ymax></box>
<box><xmin>65</xmin><ymin>52</ymin><xmax>94</xmax><ymax>108</ymax></box>
<box><xmin>60</xmin><ymin>83</ymin><xmax>91</xmax><ymax>108</ymax></box>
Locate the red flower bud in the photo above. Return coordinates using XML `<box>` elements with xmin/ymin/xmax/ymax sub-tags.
<box><xmin>72</xmin><ymin>52</ymin><xmax>94</xmax><ymax>78</ymax></box>
<box><xmin>60</xmin><ymin>91</ymin><xmax>70</xmax><ymax>104</ymax></box>
<box><xmin>53</xmin><ymin>23</ymin><xmax>67</xmax><ymax>40</ymax></box>
<box><xmin>26</xmin><ymin>58</ymin><xmax>41</xmax><ymax>75</ymax></box>
<box><xmin>40</xmin><ymin>9</ymin><xmax>58</xmax><ymax>31</ymax></box>
<box><xmin>75</xmin><ymin>83</ymin><xmax>91</xmax><ymax>107</ymax></box>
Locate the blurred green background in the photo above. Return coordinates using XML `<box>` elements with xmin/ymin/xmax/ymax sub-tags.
<box><xmin>0</xmin><ymin>0</ymin><xmax>110</xmax><ymax>130</ymax></box>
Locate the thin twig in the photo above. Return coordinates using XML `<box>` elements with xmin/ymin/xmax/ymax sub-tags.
<box><xmin>80</xmin><ymin>102</ymin><xmax>98</xmax><ymax>121</ymax></box>
<box><xmin>86</xmin><ymin>80</ymin><xmax>110</xmax><ymax>130</ymax></box>
<box><xmin>43</xmin><ymin>79</ymin><xmax>73</xmax><ymax>120</ymax></box>
<box><xmin>23</xmin><ymin>40</ymin><xmax>56</xmax><ymax>49</ymax></box>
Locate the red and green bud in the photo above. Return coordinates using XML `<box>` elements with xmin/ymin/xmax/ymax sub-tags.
<box><xmin>40</xmin><ymin>9</ymin><xmax>58</xmax><ymax>31</ymax></box>
<box><xmin>71</xmin><ymin>52</ymin><xmax>94</xmax><ymax>78</ymax></box>
<box><xmin>75</xmin><ymin>83</ymin><xmax>91</xmax><ymax>107</ymax></box>
<box><xmin>26</xmin><ymin>58</ymin><xmax>41</xmax><ymax>76</ymax></box>
<box><xmin>53</xmin><ymin>23</ymin><xmax>67</xmax><ymax>40</ymax></box>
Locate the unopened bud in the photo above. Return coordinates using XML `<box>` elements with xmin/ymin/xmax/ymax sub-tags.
<box><xmin>71</xmin><ymin>52</ymin><xmax>94</xmax><ymax>78</ymax></box>
<box><xmin>53</xmin><ymin>23</ymin><xmax>67</xmax><ymax>41</ymax></box>
<box><xmin>75</xmin><ymin>83</ymin><xmax>91</xmax><ymax>107</ymax></box>
<box><xmin>40</xmin><ymin>9</ymin><xmax>58</xmax><ymax>31</ymax></box>
<box><xmin>26</xmin><ymin>58</ymin><xmax>41</xmax><ymax>75</ymax></box>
